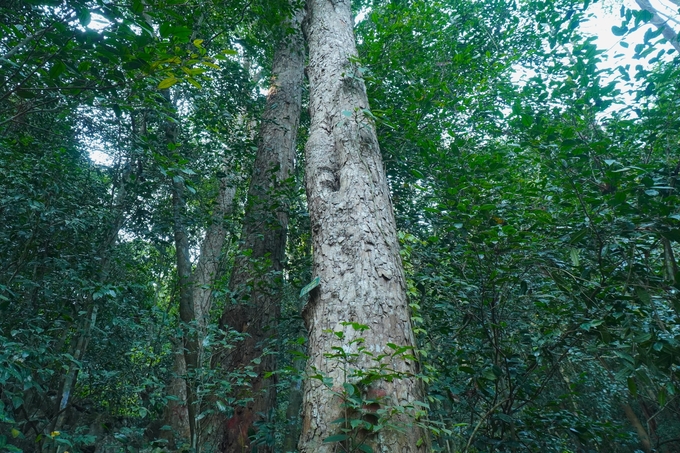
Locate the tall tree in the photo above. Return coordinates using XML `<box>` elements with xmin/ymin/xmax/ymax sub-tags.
<box><xmin>215</xmin><ymin>3</ymin><xmax>305</xmax><ymax>451</ymax></box>
<box><xmin>299</xmin><ymin>0</ymin><xmax>428</xmax><ymax>451</ymax></box>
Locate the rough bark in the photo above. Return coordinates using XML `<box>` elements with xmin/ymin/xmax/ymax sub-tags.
<box><xmin>299</xmin><ymin>0</ymin><xmax>428</xmax><ymax>451</ymax></box>
<box><xmin>160</xmin><ymin>172</ymin><xmax>235</xmax><ymax>450</ymax></box>
<box><xmin>215</xmin><ymin>5</ymin><xmax>305</xmax><ymax>452</ymax></box>
<box><xmin>161</xmin><ymin>342</ymin><xmax>192</xmax><ymax>447</ymax></box>
<box><xmin>194</xmin><ymin>171</ymin><xmax>237</xmax><ymax>350</ymax></box>
<box><xmin>162</xmin><ymin>89</ymin><xmax>200</xmax><ymax>448</ymax></box>
<box><xmin>171</xmin><ymin>171</ymin><xmax>200</xmax><ymax>448</ymax></box>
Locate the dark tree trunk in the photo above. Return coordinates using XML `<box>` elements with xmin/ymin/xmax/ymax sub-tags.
<box><xmin>215</xmin><ymin>5</ymin><xmax>305</xmax><ymax>452</ymax></box>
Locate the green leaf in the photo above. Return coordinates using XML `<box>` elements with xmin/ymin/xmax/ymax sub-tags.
<box><xmin>158</xmin><ymin>77</ymin><xmax>179</xmax><ymax>89</ymax></box>
<box><xmin>159</xmin><ymin>23</ymin><xmax>172</xmax><ymax>38</ymax></box>
<box><xmin>659</xmin><ymin>388</ymin><xmax>667</xmax><ymax>406</ymax></box>
<box><xmin>131</xmin><ymin>0</ymin><xmax>144</xmax><ymax>13</ymax></box>
<box><xmin>358</xmin><ymin>444</ymin><xmax>375</xmax><ymax>453</ymax></box>
<box><xmin>570</xmin><ymin>248</ymin><xmax>580</xmax><ymax>267</ymax></box>
<box><xmin>661</xmin><ymin>230</ymin><xmax>680</xmax><ymax>243</ymax></box>
<box><xmin>611</xmin><ymin>25</ymin><xmax>628</xmax><ymax>36</ymax></box>
<box><xmin>323</xmin><ymin>434</ymin><xmax>349</xmax><ymax>443</ymax></box>
<box><xmin>49</xmin><ymin>61</ymin><xmax>66</xmax><ymax>79</ymax></box>
<box><xmin>342</xmin><ymin>382</ymin><xmax>356</xmax><ymax>396</ymax></box>
<box><xmin>482</xmin><ymin>368</ymin><xmax>497</xmax><ymax>381</ymax></box>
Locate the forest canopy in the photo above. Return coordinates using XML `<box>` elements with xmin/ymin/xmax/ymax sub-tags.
<box><xmin>1</xmin><ymin>0</ymin><xmax>679</xmax><ymax>452</ymax></box>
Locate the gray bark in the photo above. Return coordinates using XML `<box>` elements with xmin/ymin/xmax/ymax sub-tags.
<box><xmin>300</xmin><ymin>0</ymin><xmax>428</xmax><ymax>451</ymax></box>
<box><xmin>194</xmin><ymin>170</ymin><xmax>237</xmax><ymax>350</ymax></box>
<box><xmin>171</xmin><ymin>163</ymin><xmax>200</xmax><ymax>448</ymax></box>
<box><xmin>163</xmin><ymin>170</ymin><xmax>236</xmax><ymax>450</ymax></box>
<box><xmin>162</xmin><ymin>169</ymin><xmax>235</xmax><ymax>446</ymax></box>
<box><xmin>215</xmin><ymin>5</ymin><xmax>305</xmax><ymax>452</ymax></box>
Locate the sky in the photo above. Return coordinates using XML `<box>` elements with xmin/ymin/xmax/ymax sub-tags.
<box><xmin>582</xmin><ymin>0</ymin><xmax>678</xmax><ymax>82</ymax></box>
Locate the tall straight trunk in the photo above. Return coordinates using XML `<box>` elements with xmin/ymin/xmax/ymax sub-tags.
<box><xmin>194</xmin><ymin>172</ymin><xmax>236</xmax><ymax>342</ymax></box>
<box><xmin>216</xmin><ymin>5</ymin><xmax>305</xmax><ymax>452</ymax></box>
<box><xmin>162</xmin><ymin>171</ymin><xmax>235</xmax><ymax>450</ymax></box>
<box><xmin>161</xmin><ymin>88</ymin><xmax>200</xmax><ymax>448</ymax></box>
<box><xmin>171</xmin><ymin>170</ymin><xmax>200</xmax><ymax>448</ymax></box>
<box><xmin>623</xmin><ymin>403</ymin><xmax>652</xmax><ymax>453</ymax></box>
<box><xmin>300</xmin><ymin>0</ymin><xmax>428</xmax><ymax>452</ymax></box>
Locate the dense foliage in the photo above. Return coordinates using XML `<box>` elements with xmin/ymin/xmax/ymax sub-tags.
<box><xmin>1</xmin><ymin>0</ymin><xmax>678</xmax><ymax>452</ymax></box>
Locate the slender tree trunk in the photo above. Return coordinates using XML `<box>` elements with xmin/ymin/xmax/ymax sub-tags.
<box><xmin>215</xmin><ymin>5</ymin><xmax>305</xmax><ymax>452</ymax></box>
<box><xmin>171</xmin><ymin>170</ymin><xmax>200</xmax><ymax>448</ymax></box>
<box><xmin>623</xmin><ymin>403</ymin><xmax>653</xmax><ymax>453</ymax></box>
<box><xmin>162</xmin><ymin>171</ymin><xmax>236</xmax><ymax>450</ymax></box>
<box><xmin>282</xmin><ymin>358</ymin><xmax>304</xmax><ymax>452</ymax></box>
<box><xmin>161</xmin><ymin>342</ymin><xmax>192</xmax><ymax>447</ymax></box>
<box><xmin>194</xmin><ymin>171</ymin><xmax>236</xmax><ymax>344</ymax></box>
<box><xmin>160</xmin><ymin>84</ymin><xmax>237</xmax><ymax>448</ymax></box>
<box><xmin>159</xmin><ymin>89</ymin><xmax>200</xmax><ymax>448</ymax></box>
<box><xmin>197</xmin><ymin>168</ymin><xmax>238</xmax><ymax>373</ymax></box>
<box><xmin>299</xmin><ymin>0</ymin><xmax>428</xmax><ymax>451</ymax></box>
<box><xmin>662</xmin><ymin>237</ymin><xmax>678</xmax><ymax>285</ymax></box>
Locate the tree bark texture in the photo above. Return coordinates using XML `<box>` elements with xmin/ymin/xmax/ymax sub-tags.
<box><xmin>216</xmin><ymin>6</ymin><xmax>305</xmax><ymax>452</ymax></box>
<box><xmin>300</xmin><ymin>0</ymin><xmax>428</xmax><ymax>452</ymax></box>
<box><xmin>194</xmin><ymin>171</ymin><xmax>237</xmax><ymax>351</ymax></box>
<box><xmin>162</xmin><ymin>172</ymin><xmax>236</xmax><ymax>450</ymax></box>
<box><xmin>162</xmin><ymin>89</ymin><xmax>200</xmax><ymax>448</ymax></box>
<box><xmin>171</xmin><ymin>174</ymin><xmax>200</xmax><ymax>448</ymax></box>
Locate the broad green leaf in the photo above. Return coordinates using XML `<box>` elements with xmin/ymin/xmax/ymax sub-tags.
<box><xmin>158</xmin><ymin>77</ymin><xmax>179</xmax><ymax>89</ymax></box>
<box><xmin>49</xmin><ymin>61</ymin><xmax>66</xmax><ymax>79</ymax></box>
<box><xmin>323</xmin><ymin>434</ymin><xmax>349</xmax><ymax>443</ymax></box>
<box><xmin>611</xmin><ymin>25</ymin><xmax>628</xmax><ymax>36</ymax></box>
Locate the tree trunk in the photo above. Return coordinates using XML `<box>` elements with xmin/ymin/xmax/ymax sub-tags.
<box><xmin>171</xmin><ymin>172</ymin><xmax>200</xmax><ymax>448</ymax></box>
<box><xmin>194</xmin><ymin>169</ymin><xmax>237</xmax><ymax>354</ymax></box>
<box><xmin>161</xmin><ymin>342</ymin><xmax>192</xmax><ymax>448</ymax></box>
<box><xmin>161</xmin><ymin>89</ymin><xmax>200</xmax><ymax>448</ymax></box>
<box><xmin>299</xmin><ymin>0</ymin><xmax>428</xmax><ymax>452</ymax></box>
<box><xmin>161</xmin><ymin>171</ymin><xmax>235</xmax><ymax>451</ymax></box>
<box><xmin>215</xmin><ymin>5</ymin><xmax>305</xmax><ymax>452</ymax></box>
<box><xmin>623</xmin><ymin>403</ymin><xmax>652</xmax><ymax>453</ymax></box>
